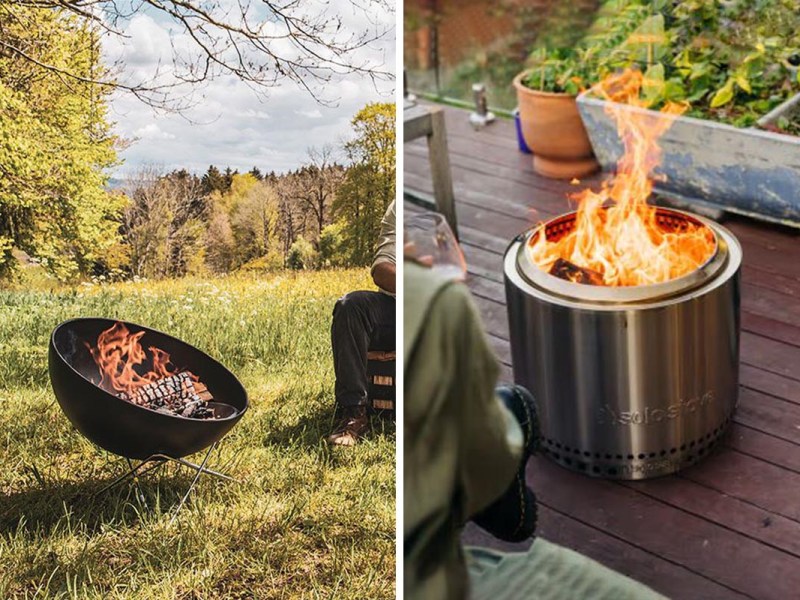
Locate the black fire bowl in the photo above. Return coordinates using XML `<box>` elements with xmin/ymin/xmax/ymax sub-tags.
<box><xmin>49</xmin><ymin>317</ymin><xmax>248</xmax><ymax>460</ymax></box>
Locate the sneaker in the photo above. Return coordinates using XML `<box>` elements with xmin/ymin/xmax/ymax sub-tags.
<box><xmin>328</xmin><ymin>406</ymin><xmax>369</xmax><ymax>446</ymax></box>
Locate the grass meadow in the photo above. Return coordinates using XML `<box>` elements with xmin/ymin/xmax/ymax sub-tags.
<box><xmin>0</xmin><ymin>269</ymin><xmax>395</xmax><ymax>599</ymax></box>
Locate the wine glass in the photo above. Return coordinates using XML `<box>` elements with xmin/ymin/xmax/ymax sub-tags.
<box><xmin>404</xmin><ymin>212</ymin><xmax>467</xmax><ymax>281</ymax></box>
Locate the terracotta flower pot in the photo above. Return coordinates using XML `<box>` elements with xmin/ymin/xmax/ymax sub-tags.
<box><xmin>514</xmin><ymin>71</ymin><xmax>599</xmax><ymax>179</ymax></box>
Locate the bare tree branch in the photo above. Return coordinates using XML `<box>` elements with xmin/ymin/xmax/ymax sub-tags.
<box><xmin>1</xmin><ymin>0</ymin><xmax>395</xmax><ymax>111</ymax></box>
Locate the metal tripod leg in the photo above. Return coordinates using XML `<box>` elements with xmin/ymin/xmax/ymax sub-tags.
<box><xmin>127</xmin><ymin>457</ymin><xmax>149</xmax><ymax>508</ymax></box>
<box><xmin>94</xmin><ymin>456</ymin><xmax>167</xmax><ymax>497</ymax></box>
<box><xmin>95</xmin><ymin>443</ymin><xmax>233</xmax><ymax>519</ymax></box>
<box><xmin>170</xmin><ymin>442</ymin><xmax>218</xmax><ymax>522</ymax></box>
<box><xmin>151</xmin><ymin>453</ymin><xmax>235</xmax><ymax>482</ymax></box>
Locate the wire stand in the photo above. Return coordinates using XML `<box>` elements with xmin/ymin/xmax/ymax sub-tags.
<box><xmin>94</xmin><ymin>442</ymin><xmax>234</xmax><ymax>520</ymax></box>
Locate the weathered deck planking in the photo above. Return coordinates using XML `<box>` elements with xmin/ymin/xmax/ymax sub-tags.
<box><xmin>405</xmin><ymin>103</ymin><xmax>800</xmax><ymax>599</ymax></box>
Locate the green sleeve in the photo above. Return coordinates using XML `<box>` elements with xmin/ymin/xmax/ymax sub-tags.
<box><xmin>444</xmin><ymin>284</ymin><xmax>523</xmax><ymax>518</ymax></box>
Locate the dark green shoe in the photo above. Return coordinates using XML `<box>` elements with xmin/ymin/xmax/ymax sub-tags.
<box><xmin>472</xmin><ymin>384</ymin><xmax>540</xmax><ymax>543</ymax></box>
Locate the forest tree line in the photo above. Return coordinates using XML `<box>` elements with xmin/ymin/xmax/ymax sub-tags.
<box><xmin>113</xmin><ymin>103</ymin><xmax>394</xmax><ymax>281</ymax></box>
<box><xmin>0</xmin><ymin>7</ymin><xmax>395</xmax><ymax>282</ymax></box>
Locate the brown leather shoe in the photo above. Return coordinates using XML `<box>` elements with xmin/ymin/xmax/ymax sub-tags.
<box><xmin>328</xmin><ymin>406</ymin><xmax>369</xmax><ymax>446</ymax></box>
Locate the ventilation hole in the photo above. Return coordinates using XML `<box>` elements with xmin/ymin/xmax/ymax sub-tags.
<box><xmin>555</xmin><ymin>443</ymin><xmax>562</xmax><ymax>449</ymax></box>
<box><xmin>573</xmin><ymin>448</ymin><xmax>580</xmax><ymax>455</ymax></box>
<box><xmin>564</xmin><ymin>445</ymin><xmax>571</xmax><ymax>452</ymax></box>
<box><xmin>616</xmin><ymin>454</ymin><xmax>623</xmax><ymax>460</ymax></box>
<box><xmin>627</xmin><ymin>454</ymin><xmax>634</xmax><ymax>460</ymax></box>
<box><xmin>680</xmin><ymin>444</ymin><xmax>686</xmax><ymax>451</ymax></box>
<box><xmin>637</xmin><ymin>453</ymin><xmax>645</xmax><ymax>460</ymax></box>
<box><xmin>577</xmin><ymin>462</ymin><xmax>587</xmax><ymax>472</ymax></box>
<box><xmin>608</xmin><ymin>468</ymin><xmax>618</xmax><ymax>476</ymax></box>
<box><xmin>670</xmin><ymin>448</ymin><xmax>677</xmax><ymax>454</ymax></box>
<box><xmin>660</xmin><ymin>450</ymin><xmax>667</xmax><ymax>457</ymax></box>
<box><xmin>594</xmin><ymin>453</ymin><xmax>601</xmax><ymax>459</ymax></box>
<box><xmin>648</xmin><ymin>452</ymin><xmax>656</xmax><ymax>458</ymax></box>
<box><xmin>605</xmin><ymin>453</ymin><xmax>612</xmax><ymax>460</ymax></box>
<box><xmin>690</xmin><ymin>440</ymin><xmax>696</xmax><ymax>448</ymax></box>
<box><xmin>592</xmin><ymin>466</ymin><xmax>601</xmax><ymax>474</ymax></box>
<box><xmin>565</xmin><ymin>458</ymin><xmax>573</xmax><ymax>466</ymax></box>
<box><xmin>552</xmin><ymin>453</ymin><xmax>560</xmax><ymax>460</ymax></box>
<box><xmin>583</xmin><ymin>451</ymin><xmax>591</xmax><ymax>457</ymax></box>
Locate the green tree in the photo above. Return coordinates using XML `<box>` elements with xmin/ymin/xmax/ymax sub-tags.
<box><xmin>0</xmin><ymin>8</ymin><xmax>122</xmax><ymax>279</ymax></box>
<box><xmin>121</xmin><ymin>168</ymin><xmax>206</xmax><ymax>279</ymax></box>
<box><xmin>318</xmin><ymin>220</ymin><xmax>348</xmax><ymax>267</ymax></box>
<box><xmin>223</xmin><ymin>167</ymin><xmax>238</xmax><ymax>191</ymax></box>
<box><xmin>287</xmin><ymin>237</ymin><xmax>318</xmax><ymax>270</ymax></box>
<box><xmin>230</xmin><ymin>176</ymin><xmax>280</xmax><ymax>265</ymax></box>
<box><xmin>334</xmin><ymin>102</ymin><xmax>396</xmax><ymax>266</ymax></box>
<box><xmin>201</xmin><ymin>165</ymin><xmax>227</xmax><ymax>195</ymax></box>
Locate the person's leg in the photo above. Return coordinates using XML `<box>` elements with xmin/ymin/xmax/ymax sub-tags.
<box><xmin>329</xmin><ymin>290</ymin><xmax>395</xmax><ymax>445</ymax></box>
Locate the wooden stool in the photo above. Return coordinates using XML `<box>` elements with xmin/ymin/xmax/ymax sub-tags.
<box><xmin>367</xmin><ymin>350</ymin><xmax>396</xmax><ymax>413</ymax></box>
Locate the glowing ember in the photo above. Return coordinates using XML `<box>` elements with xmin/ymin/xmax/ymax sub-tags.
<box><xmin>529</xmin><ymin>69</ymin><xmax>715</xmax><ymax>286</ymax></box>
<box><xmin>88</xmin><ymin>322</ymin><xmax>213</xmax><ymax>418</ymax></box>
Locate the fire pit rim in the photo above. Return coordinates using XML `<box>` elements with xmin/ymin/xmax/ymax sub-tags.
<box><xmin>507</xmin><ymin>215</ymin><xmax>742</xmax><ymax>311</ymax></box>
<box><xmin>516</xmin><ymin>207</ymin><xmax>733</xmax><ymax>304</ymax></box>
<box><xmin>51</xmin><ymin>316</ymin><xmax>248</xmax><ymax>423</ymax></box>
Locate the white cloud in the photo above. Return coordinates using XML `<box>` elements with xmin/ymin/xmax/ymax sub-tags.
<box><xmin>295</xmin><ymin>109</ymin><xmax>323</xmax><ymax>119</ymax></box>
<box><xmin>133</xmin><ymin>123</ymin><xmax>176</xmax><ymax>140</ymax></box>
<box><xmin>103</xmin><ymin>3</ymin><xmax>396</xmax><ymax>177</ymax></box>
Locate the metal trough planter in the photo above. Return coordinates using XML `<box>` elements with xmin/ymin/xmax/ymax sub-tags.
<box><xmin>576</xmin><ymin>91</ymin><xmax>800</xmax><ymax>228</ymax></box>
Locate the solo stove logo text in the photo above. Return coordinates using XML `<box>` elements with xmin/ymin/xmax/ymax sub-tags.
<box><xmin>598</xmin><ymin>392</ymin><xmax>715</xmax><ymax>426</ymax></box>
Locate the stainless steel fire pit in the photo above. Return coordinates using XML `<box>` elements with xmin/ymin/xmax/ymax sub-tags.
<box><xmin>504</xmin><ymin>207</ymin><xmax>742</xmax><ymax>480</ymax></box>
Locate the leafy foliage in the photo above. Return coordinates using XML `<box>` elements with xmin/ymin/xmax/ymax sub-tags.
<box><xmin>520</xmin><ymin>0</ymin><xmax>800</xmax><ymax>126</ymax></box>
<box><xmin>0</xmin><ymin>8</ymin><xmax>122</xmax><ymax>280</ymax></box>
<box><xmin>318</xmin><ymin>221</ymin><xmax>348</xmax><ymax>268</ymax></box>
<box><xmin>287</xmin><ymin>237</ymin><xmax>318</xmax><ymax>270</ymax></box>
<box><xmin>333</xmin><ymin>103</ymin><xmax>396</xmax><ymax>267</ymax></box>
<box><xmin>521</xmin><ymin>0</ymin><xmax>652</xmax><ymax>94</ymax></box>
<box><xmin>121</xmin><ymin>169</ymin><xmax>207</xmax><ymax>280</ymax></box>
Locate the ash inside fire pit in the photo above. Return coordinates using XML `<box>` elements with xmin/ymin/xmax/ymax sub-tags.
<box><xmin>87</xmin><ymin>321</ymin><xmax>221</xmax><ymax>420</ymax></box>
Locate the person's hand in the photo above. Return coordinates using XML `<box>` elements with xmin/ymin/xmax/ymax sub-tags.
<box><xmin>372</xmin><ymin>261</ymin><xmax>396</xmax><ymax>294</ymax></box>
<box><xmin>404</xmin><ymin>241</ymin><xmax>434</xmax><ymax>267</ymax></box>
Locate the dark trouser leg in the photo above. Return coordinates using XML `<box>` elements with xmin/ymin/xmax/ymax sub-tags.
<box><xmin>331</xmin><ymin>290</ymin><xmax>396</xmax><ymax>408</ymax></box>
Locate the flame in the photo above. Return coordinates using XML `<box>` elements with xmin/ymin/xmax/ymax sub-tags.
<box><xmin>529</xmin><ymin>69</ymin><xmax>715</xmax><ymax>286</ymax></box>
<box><xmin>88</xmin><ymin>322</ymin><xmax>189</xmax><ymax>397</ymax></box>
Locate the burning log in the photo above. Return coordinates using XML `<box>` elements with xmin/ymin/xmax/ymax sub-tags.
<box><xmin>549</xmin><ymin>258</ymin><xmax>604</xmax><ymax>285</ymax></box>
<box><xmin>88</xmin><ymin>322</ymin><xmax>222</xmax><ymax>420</ymax></box>
<box><xmin>119</xmin><ymin>372</ymin><xmax>216</xmax><ymax>419</ymax></box>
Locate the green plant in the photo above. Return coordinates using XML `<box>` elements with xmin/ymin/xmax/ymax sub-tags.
<box><xmin>287</xmin><ymin>237</ymin><xmax>318</xmax><ymax>270</ymax></box>
<box><xmin>318</xmin><ymin>221</ymin><xmax>348</xmax><ymax>268</ymax></box>
<box><xmin>520</xmin><ymin>48</ymin><xmax>588</xmax><ymax>94</ymax></box>
<box><xmin>520</xmin><ymin>0</ymin><xmax>655</xmax><ymax>94</ymax></box>
<box><xmin>652</xmin><ymin>0</ymin><xmax>799</xmax><ymax>125</ymax></box>
<box><xmin>520</xmin><ymin>0</ymin><xmax>800</xmax><ymax>125</ymax></box>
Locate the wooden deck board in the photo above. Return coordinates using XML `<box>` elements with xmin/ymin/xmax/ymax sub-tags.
<box><xmin>404</xmin><ymin>104</ymin><xmax>800</xmax><ymax>599</ymax></box>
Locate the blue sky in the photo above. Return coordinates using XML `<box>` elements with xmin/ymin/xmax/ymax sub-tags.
<box><xmin>103</xmin><ymin>2</ymin><xmax>395</xmax><ymax>177</ymax></box>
